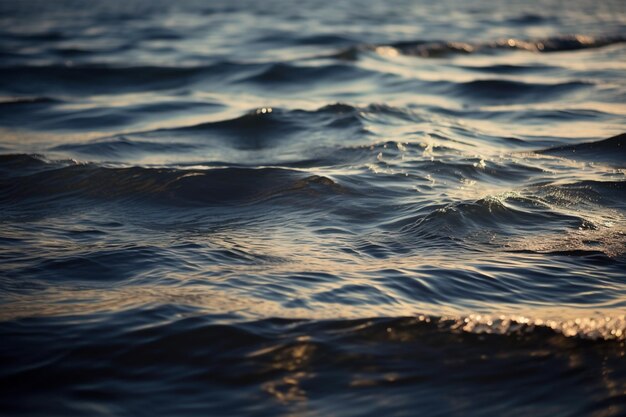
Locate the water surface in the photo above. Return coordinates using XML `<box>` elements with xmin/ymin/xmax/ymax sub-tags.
<box><xmin>1</xmin><ymin>0</ymin><xmax>625</xmax><ymax>416</ymax></box>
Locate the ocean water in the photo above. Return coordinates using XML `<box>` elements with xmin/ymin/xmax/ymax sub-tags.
<box><xmin>1</xmin><ymin>0</ymin><xmax>625</xmax><ymax>415</ymax></box>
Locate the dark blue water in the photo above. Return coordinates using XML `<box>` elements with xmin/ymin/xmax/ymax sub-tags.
<box><xmin>1</xmin><ymin>0</ymin><xmax>625</xmax><ymax>416</ymax></box>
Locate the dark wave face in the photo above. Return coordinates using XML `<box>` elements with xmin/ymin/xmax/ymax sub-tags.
<box><xmin>1</xmin><ymin>0</ymin><xmax>625</xmax><ymax>416</ymax></box>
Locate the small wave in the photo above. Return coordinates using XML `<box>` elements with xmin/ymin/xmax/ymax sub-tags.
<box><xmin>1</xmin><ymin>310</ymin><xmax>623</xmax><ymax>417</ymax></box>
<box><xmin>125</xmin><ymin>103</ymin><xmax>418</xmax><ymax>153</ymax></box>
<box><xmin>0</xmin><ymin>96</ymin><xmax>61</xmax><ymax>106</ymax></box>
<box><xmin>0</xmin><ymin>153</ymin><xmax>70</xmax><ymax>177</ymax></box>
<box><xmin>239</xmin><ymin>62</ymin><xmax>376</xmax><ymax>87</ymax></box>
<box><xmin>12</xmin><ymin>246</ymin><xmax>173</xmax><ymax>284</ymax></box>
<box><xmin>0</xmin><ymin>62</ymin><xmax>262</xmax><ymax>95</ymax></box>
<box><xmin>293</xmin><ymin>33</ymin><xmax>356</xmax><ymax>46</ymax></box>
<box><xmin>51</xmin><ymin>138</ymin><xmax>198</xmax><ymax>158</ymax></box>
<box><xmin>0</xmin><ymin>97</ymin><xmax>65</xmax><ymax>128</ymax></box>
<box><xmin>0</xmin><ymin>30</ymin><xmax>67</xmax><ymax>42</ymax></box>
<box><xmin>538</xmin><ymin>132</ymin><xmax>626</xmax><ymax>167</ymax></box>
<box><xmin>398</xmin><ymin>194</ymin><xmax>586</xmax><ymax>239</ymax></box>
<box><xmin>0</xmin><ymin>156</ymin><xmax>346</xmax><ymax>206</ymax></box>
<box><xmin>2</xmin><ymin>99</ymin><xmax>224</xmax><ymax>132</ymax></box>
<box><xmin>444</xmin><ymin>79</ymin><xmax>591</xmax><ymax>103</ymax></box>
<box><xmin>393</xmin><ymin>34</ymin><xmax>626</xmax><ymax>57</ymax></box>
<box><xmin>148</xmin><ymin>102</ymin><xmax>415</xmax><ymax>137</ymax></box>
<box><xmin>443</xmin><ymin>313</ymin><xmax>626</xmax><ymax>341</ymax></box>
<box><xmin>504</xmin><ymin>13</ymin><xmax>557</xmax><ymax>25</ymax></box>
<box><xmin>258</xmin><ymin>33</ymin><xmax>356</xmax><ymax>46</ymax></box>
<box><xmin>336</xmin><ymin>34</ymin><xmax>625</xmax><ymax>60</ymax></box>
<box><xmin>42</xmin><ymin>102</ymin><xmax>426</xmax><ymax>164</ymax></box>
<box><xmin>533</xmin><ymin>180</ymin><xmax>626</xmax><ymax>213</ymax></box>
<box><xmin>162</xmin><ymin>108</ymin><xmax>301</xmax><ymax>137</ymax></box>
<box><xmin>140</xmin><ymin>105</ymin><xmax>363</xmax><ymax>152</ymax></box>
<box><xmin>455</xmin><ymin>63</ymin><xmax>558</xmax><ymax>74</ymax></box>
<box><xmin>431</xmin><ymin>106</ymin><xmax>614</xmax><ymax>128</ymax></box>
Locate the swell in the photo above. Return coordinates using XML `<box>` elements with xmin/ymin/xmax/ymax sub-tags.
<box><xmin>0</xmin><ymin>61</ymin><xmax>376</xmax><ymax>96</ymax></box>
<box><xmin>439</xmin><ymin>79</ymin><xmax>591</xmax><ymax>103</ymax></box>
<box><xmin>1</xmin><ymin>314</ymin><xmax>624</xmax><ymax>354</ymax></box>
<box><xmin>153</xmin><ymin>104</ymin><xmax>369</xmax><ymax>136</ymax></box>
<box><xmin>335</xmin><ymin>34</ymin><xmax>626</xmax><ymax>60</ymax></box>
<box><xmin>240</xmin><ymin>62</ymin><xmax>376</xmax><ymax>86</ymax></box>
<box><xmin>46</xmin><ymin>103</ymin><xmax>393</xmax><ymax>156</ymax></box>
<box><xmin>397</xmin><ymin>195</ymin><xmax>585</xmax><ymax>235</ymax></box>
<box><xmin>0</xmin><ymin>62</ymin><xmax>261</xmax><ymax>95</ymax></box>
<box><xmin>0</xmin><ymin>154</ymin><xmax>71</xmax><ymax>177</ymax></box>
<box><xmin>378</xmin><ymin>173</ymin><xmax>626</xmax><ymax>260</ymax></box>
<box><xmin>1</xmin><ymin>311</ymin><xmax>623</xmax><ymax>416</ymax></box>
<box><xmin>0</xmin><ymin>95</ymin><xmax>226</xmax><ymax>132</ymax></box>
<box><xmin>124</xmin><ymin>102</ymin><xmax>410</xmax><ymax>137</ymax></box>
<box><xmin>51</xmin><ymin>137</ymin><xmax>199</xmax><ymax>157</ymax></box>
<box><xmin>0</xmin><ymin>96</ymin><xmax>61</xmax><ymax>106</ymax></box>
<box><xmin>532</xmin><ymin>179</ymin><xmax>626</xmax><ymax>209</ymax></box>
<box><xmin>0</xmin><ymin>156</ymin><xmax>346</xmax><ymax>207</ymax></box>
<box><xmin>538</xmin><ymin>132</ymin><xmax>626</xmax><ymax>166</ymax></box>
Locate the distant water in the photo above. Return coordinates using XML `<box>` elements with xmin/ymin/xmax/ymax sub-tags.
<box><xmin>1</xmin><ymin>0</ymin><xmax>625</xmax><ymax>416</ymax></box>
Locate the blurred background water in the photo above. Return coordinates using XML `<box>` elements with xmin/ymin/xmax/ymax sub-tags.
<box><xmin>0</xmin><ymin>0</ymin><xmax>625</xmax><ymax>416</ymax></box>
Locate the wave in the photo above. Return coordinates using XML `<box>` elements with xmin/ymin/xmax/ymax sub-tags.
<box><xmin>454</xmin><ymin>63</ymin><xmax>559</xmax><ymax>74</ymax></box>
<box><xmin>504</xmin><ymin>13</ymin><xmax>558</xmax><ymax>25</ymax></box>
<box><xmin>0</xmin><ymin>61</ymin><xmax>379</xmax><ymax>96</ymax></box>
<box><xmin>152</xmin><ymin>103</ymin><xmax>413</xmax><ymax>138</ymax></box>
<box><xmin>538</xmin><ymin>132</ymin><xmax>626</xmax><ymax>167</ymax></box>
<box><xmin>159</xmin><ymin>108</ymin><xmax>305</xmax><ymax>137</ymax></box>
<box><xmin>0</xmin><ymin>62</ymin><xmax>262</xmax><ymax>95</ymax></box>
<box><xmin>238</xmin><ymin>62</ymin><xmax>377</xmax><ymax>87</ymax></box>
<box><xmin>335</xmin><ymin>34</ymin><xmax>626</xmax><ymax>60</ymax></box>
<box><xmin>85</xmin><ymin>103</ymin><xmax>413</xmax><ymax>155</ymax></box>
<box><xmin>395</xmin><ymin>195</ymin><xmax>586</xmax><ymax>238</ymax></box>
<box><xmin>380</xmin><ymin>176</ymin><xmax>626</xmax><ymax>259</ymax></box>
<box><xmin>51</xmin><ymin>137</ymin><xmax>198</xmax><ymax>157</ymax></box>
<box><xmin>539</xmin><ymin>179</ymin><xmax>625</xmax><ymax>209</ymax></box>
<box><xmin>0</xmin><ymin>156</ymin><xmax>347</xmax><ymax>206</ymax></box>
<box><xmin>429</xmin><ymin>106</ymin><xmax>615</xmax><ymax>128</ymax></box>
<box><xmin>0</xmin><ymin>98</ymin><xmax>224</xmax><ymax>131</ymax></box>
<box><xmin>0</xmin><ymin>153</ymin><xmax>69</xmax><ymax>177</ymax></box>
<box><xmin>0</xmin><ymin>96</ymin><xmax>61</xmax><ymax>106</ymax></box>
<box><xmin>442</xmin><ymin>79</ymin><xmax>591</xmax><ymax>103</ymax></box>
<box><xmin>20</xmin><ymin>102</ymin><xmax>428</xmax><ymax>164</ymax></box>
<box><xmin>1</xmin><ymin>309</ymin><xmax>623</xmax><ymax>416</ymax></box>
<box><xmin>138</xmin><ymin>105</ymin><xmax>367</xmax><ymax>153</ymax></box>
<box><xmin>1</xmin><ymin>311</ymin><xmax>624</xmax><ymax>343</ymax></box>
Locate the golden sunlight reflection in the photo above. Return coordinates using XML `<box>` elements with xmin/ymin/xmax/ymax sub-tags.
<box><xmin>262</xmin><ymin>341</ymin><xmax>314</xmax><ymax>404</ymax></box>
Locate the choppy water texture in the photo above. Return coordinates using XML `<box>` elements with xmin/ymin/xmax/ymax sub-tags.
<box><xmin>1</xmin><ymin>0</ymin><xmax>626</xmax><ymax>416</ymax></box>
